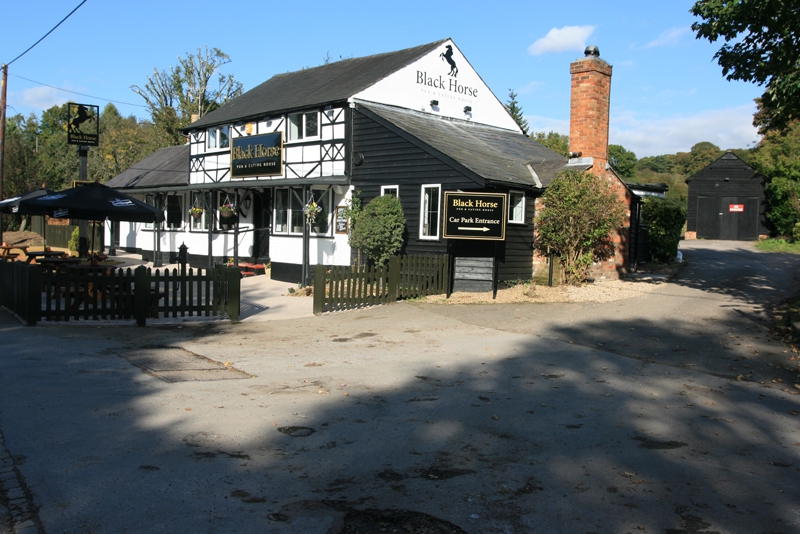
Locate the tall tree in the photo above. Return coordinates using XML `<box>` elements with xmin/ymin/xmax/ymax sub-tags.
<box><xmin>504</xmin><ymin>89</ymin><xmax>529</xmax><ymax>135</ymax></box>
<box><xmin>608</xmin><ymin>144</ymin><xmax>637</xmax><ymax>179</ymax></box>
<box><xmin>690</xmin><ymin>0</ymin><xmax>800</xmax><ymax>134</ymax></box>
<box><xmin>87</xmin><ymin>103</ymin><xmax>161</xmax><ymax>182</ymax></box>
<box><xmin>131</xmin><ymin>46</ymin><xmax>243</xmax><ymax>146</ymax></box>
<box><xmin>530</xmin><ymin>131</ymin><xmax>569</xmax><ymax>157</ymax></box>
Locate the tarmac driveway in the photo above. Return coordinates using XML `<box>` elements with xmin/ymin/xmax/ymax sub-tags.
<box><xmin>0</xmin><ymin>240</ymin><xmax>799</xmax><ymax>533</ymax></box>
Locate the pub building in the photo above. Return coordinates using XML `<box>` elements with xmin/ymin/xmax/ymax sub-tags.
<box><xmin>107</xmin><ymin>39</ymin><xmax>633</xmax><ymax>284</ymax></box>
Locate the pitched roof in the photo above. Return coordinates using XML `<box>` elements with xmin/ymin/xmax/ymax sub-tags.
<box><xmin>188</xmin><ymin>39</ymin><xmax>448</xmax><ymax>131</ymax></box>
<box><xmin>106</xmin><ymin>145</ymin><xmax>189</xmax><ymax>189</ymax></box>
<box><xmin>357</xmin><ymin>102</ymin><xmax>567</xmax><ymax>188</ymax></box>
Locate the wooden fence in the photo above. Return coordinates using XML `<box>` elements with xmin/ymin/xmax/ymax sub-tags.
<box><xmin>313</xmin><ymin>254</ymin><xmax>450</xmax><ymax>315</ymax></box>
<box><xmin>0</xmin><ymin>262</ymin><xmax>240</xmax><ymax>326</ymax></box>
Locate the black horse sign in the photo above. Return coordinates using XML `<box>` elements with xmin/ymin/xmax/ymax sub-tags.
<box><xmin>67</xmin><ymin>103</ymin><xmax>99</xmax><ymax>146</ymax></box>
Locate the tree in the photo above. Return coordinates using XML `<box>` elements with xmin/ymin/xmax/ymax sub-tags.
<box><xmin>535</xmin><ymin>169</ymin><xmax>626</xmax><ymax>284</ymax></box>
<box><xmin>504</xmin><ymin>89</ymin><xmax>529</xmax><ymax>135</ymax></box>
<box><xmin>642</xmin><ymin>197</ymin><xmax>687</xmax><ymax>262</ymax></box>
<box><xmin>131</xmin><ymin>46</ymin><xmax>243</xmax><ymax>146</ymax></box>
<box><xmin>608</xmin><ymin>144</ymin><xmax>637</xmax><ymax>179</ymax></box>
<box><xmin>750</xmin><ymin>120</ymin><xmax>800</xmax><ymax>235</ymax></box>
<box><xmin>87</xmin><ymin>104</ymin><xmax>161</xmax><ymax>182</ymax></box>
<box><xmin>531</xmin><ymin>131</ymin><xmax>569</xmax><ymax>157</ymax></box>
<box><xmin>690</xmin><ymin>0</ymin><xmax>800</xmax><ymax>134</ymax></box>
<box><xmin>348</xmin><ymin>194</ymin><xmax>406</xmax><ymax>266</ymax></box>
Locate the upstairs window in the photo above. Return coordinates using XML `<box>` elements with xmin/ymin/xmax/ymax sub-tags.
<box><xmin>207</xmin><ymin>125</ymin><xmax>230</xmax><ymax>150</ymax></box>
<box><xmin>288</xmin><ymin>112</ymin><xmax>318</xmax><ymax>141</ymax></box>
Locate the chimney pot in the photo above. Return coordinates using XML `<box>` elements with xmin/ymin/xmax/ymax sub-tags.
<box><xmin>584</xmin><ymin>46</ymin><xmax>600</xmax><ymax>58</ymax></box>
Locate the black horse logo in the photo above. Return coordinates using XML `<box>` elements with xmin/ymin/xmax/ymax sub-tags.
<box><xmin>69</xmin><ymin>105</ymin><xmax>95</xmax><ymax>134</ymax></box>
<box><xmin>440</xmin><ymin>45</ymin><xmax>458</xmax><ymax>77</ymax></box>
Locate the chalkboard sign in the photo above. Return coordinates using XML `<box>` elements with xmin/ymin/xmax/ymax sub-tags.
<box><xmin>335</xmin><ymin>207</ymin><xmax>348</xmax><ymax>234</ymax></box>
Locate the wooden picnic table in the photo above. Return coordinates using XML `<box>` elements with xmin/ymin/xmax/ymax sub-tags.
<box><xmin>36</xmin><ymin>257</ymin><xmax>82</xmax><ymax>272</ymax></box>
<box><xmin>0</xmin><ymin>253</ymin><xmax>19</xmax><ymax>262</ymax></box>
<box><xmin>0</xmin><ymin>245</ymin><xmax>28</xmax><ymax>257</ymax></box>
<box><xmin>25</xmin><ymin>250</ymin><xmax>69</xmax><ymax>264</ymax></box>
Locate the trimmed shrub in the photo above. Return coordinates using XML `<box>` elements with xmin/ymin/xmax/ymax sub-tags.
<box><xmin>68</xmin><ymin>227</ymin><xmax>80</xmax><ymax>252</ymax></box>
<box><xmin>348</xmin><ymin>194</ymin><xmax>406</xmax><ymax>266</ymax></box>
<box><xmin>642</xmin><ymin>197</ymin><xmax>687</xmax><ymax>262</ymax></box>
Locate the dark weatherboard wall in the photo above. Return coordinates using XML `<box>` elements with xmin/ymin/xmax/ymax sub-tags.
<box><xmin>686</xmin><ymin>152</ymin><xmax>767</xmax><ymax>240</ymax></box>
<box><xmin>350</xmin><ymin>108</ymin><xmax>537</xmax><ymax>281</ymax></box>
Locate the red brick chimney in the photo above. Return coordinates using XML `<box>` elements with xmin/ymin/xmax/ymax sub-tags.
<box><xmin>569</xmin><ymin>46</ymin><xmax>612</xmax><ymax>173</ymax></box>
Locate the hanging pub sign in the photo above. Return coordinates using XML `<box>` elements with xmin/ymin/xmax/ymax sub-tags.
<box><xmin>443</xmin><ymin>192</ymin><xmax>507</xmax><ymax>240</ymax></box>
<box><xmin>231</xmin><ymin>132</ymin><xmax>283</xmax><ymax>178</ymax></box>
<box><xmin>67</xmin><ymin>103</ymin><xmax>99</xmax><ymax>146</ymax></box>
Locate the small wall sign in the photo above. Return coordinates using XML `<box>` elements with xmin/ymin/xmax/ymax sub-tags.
<box><xmin>729</xmin><ymin>204</ymin><xmax>744</xmax><ymax>212</ymax></box>
<box><xmin>231</xmin><ymin>132</ymin><xmax>283</xmax><ymax>178</ymax></box>
<box><xmin>335</xmin><ymin>207</ymin><xmax>348</xmax><ymax>234</ymax></box>
<box><xmin>443</xmin><ymin>192</ymin><xmax>507</xmax><ymax>240</ymax></box>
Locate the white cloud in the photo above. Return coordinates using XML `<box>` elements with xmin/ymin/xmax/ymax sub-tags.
<box><xmin>17</xmin><ymin>86</ymin><xmax>68</xmax><ymax>112</ymax></box>
<box><xmin>525</xmin><ymin>115</ymin><xmax>569</xmax><ymax>135</ymax></box>
<box><xmin>609</xmin><ymin>105</ymin><xmax>760</xmax><ymax>157</ymax></box>
<box><xmin>644</xmin><ymin>27</ymin><xmax>690</xmax><ymax>49</ymax></box>
<box><xmin>517</xmin><ymin>81</ymin><xmax>544</xmax><ymax>94</ymax></box>
<box><xmin>528</xmin><ymin>25</ymin><xmax>596</xmax><ymax>56</ymax></box>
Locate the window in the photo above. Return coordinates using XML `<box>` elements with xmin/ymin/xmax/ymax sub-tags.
<box><xmin>144</xmin><ymin>194</ymin><xmax>163</xmax><ymax>229</ymax></box>
<box><xmin>288</xmin><ymin>112</ymin><xmax>319</xmax><ymax>141</ymax></box>
<box><xmin>508</xmin><ymin>191</ymin><xmax>525</xmax><ymax>224</ymax></box>
<box><xmin>166</xmin><ymin>195</ymin><xmax>183</xmax><ymax>229</ymax></box>
<box><xmin>273</xmin><ymin>187</ymin><xmax>331</xmax><ymax>235</ymax></box>
<box><xmin>190</xmin><ymin>192</ymin><xmax>211</xmax><ymax>231</ymax></box>
<box><xmin>420</xmin><ymin>185</ymin><xmax>441</xmax><ymax>240</ymax></box>
<box><xmin>207</xmin><ymin>125</ymin><xmax>230</xmax><ymax>150</ymax></box>
<box><xmin>381</xmin><ymin>185</ymin><xmax>399</xmax><ymax>198</ymax></box>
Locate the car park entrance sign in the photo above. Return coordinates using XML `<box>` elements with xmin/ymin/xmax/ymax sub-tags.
<box><xmin>443</xmin><ymin>192</ymin><xmax>506</xmax><ymax>240</ymax></box>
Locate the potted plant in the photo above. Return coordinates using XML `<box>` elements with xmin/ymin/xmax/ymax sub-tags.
<box><xmin>219</xmin><ymin>202</ymin><xmax>236</xmax><ymax>219</ymax></box>
<box><xmin>189</xmin><ymin>206</ymin><xmax>204</xmax><ymax>219</ymax></box>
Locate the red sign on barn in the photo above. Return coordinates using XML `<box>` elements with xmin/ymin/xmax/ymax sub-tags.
<box><xmin>729</xmin><ymin>204</ymin><xmax>744</xmax><ymax>212</ymax></box>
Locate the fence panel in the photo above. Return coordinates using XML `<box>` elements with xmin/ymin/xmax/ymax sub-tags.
<box><xmin>313</xmin><ymin>254</ymin><xmax>450</xmax><ymax>315</ymax></box>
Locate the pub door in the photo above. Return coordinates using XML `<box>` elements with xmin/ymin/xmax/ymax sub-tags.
<box><xmin>252</xmin><ymin>190</ymin><xmax>271</xmax><ymax>262</ymax></box>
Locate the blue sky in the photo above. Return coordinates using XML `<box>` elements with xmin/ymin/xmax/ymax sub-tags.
<box><xmin>1</xmin><ymin>0</ymin><xmax>763</xmax><ymax>158</ymax></box>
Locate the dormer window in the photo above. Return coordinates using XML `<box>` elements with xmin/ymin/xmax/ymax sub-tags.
<box><xmin>288</xmin><ymin>112</ymin><xmax>318</xmax><ymax>141</ymax></box>
<box><xmin>207</xmin><ymin>125</ymin><xmax>230</xmax><ymax>150</ymax></box>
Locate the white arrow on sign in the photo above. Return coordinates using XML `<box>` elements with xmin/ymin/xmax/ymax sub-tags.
<box><xmin>457</xmin><ymin>226</ymin><xmax>491</xmax><ymax>232</ymax></box>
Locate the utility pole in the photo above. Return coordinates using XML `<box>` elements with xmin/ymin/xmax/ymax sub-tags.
<box><xmin>0</xmin><ymin>64</ymin><xmax>8</xmax><ymax>245</ymax></box>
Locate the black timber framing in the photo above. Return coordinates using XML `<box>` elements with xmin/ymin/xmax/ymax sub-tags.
<box><xmin>351</xmin><ymin>107</ymin><xmax>537</xmax><ymax>281</ymax></box>
<box><xmin>686</xmin><ymin>152</ymin><xmax>767</xmax><ymax>240</ymax></box>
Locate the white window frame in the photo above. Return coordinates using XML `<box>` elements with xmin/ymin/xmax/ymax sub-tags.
<box><xmin>419</xmin><ymin>184</ymin><xmax>441</xmax><ymax>240</ymax></box>
<box><xmin>273</xmin><ymin>187</ymin><xmax>305</xmax><ymax>235</ymax></box>
<box><xmin>206</xmin><ymin>125</ymin><xmax>230</xmax><ymax>150</ymax></box>
<box><xmin>190</xmin><ymin>192</ymin><xmax>211</xmax><ymax>231</ymax></box>
<box><xmin>287</xmin><ymin>111</ymin><xmax>319</xmax><ymax>142</ymax></box>
<box><xmin>381</xmin><ymin>185</ymin><xmax>399</xmax><ymax>199</ymax></box>
<box><xmin>165</xmin><ymin>195</ymin><xmax>184</xmax><ymax>230</ymax></box>
<box><xmin>309</xmin><ymin>188</ymin><xmax>332</xmax><ymax>236</ymax></box>
<box><xmin>508</xmin><ymin>190</ymin><xmax>526</xmax><ymax>224</ymax></box>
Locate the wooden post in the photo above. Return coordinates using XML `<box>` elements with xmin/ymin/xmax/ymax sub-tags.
<box><xmin>226</xmin><ymin>266</ymin><xmax>240</xmax><ymax>322</ymax></box>
<box><xmin>388</xmin><ymin>255</ymin><xmax>400</xmax><ymax>302</ymax></box>
<box><xmin>134</xmin><ymin>266</ymin><xmax>148</xmax><ymax>326</ymax></box>
<box><xmin>24</xmin><ymin>264</ymin><xmax>41</xmax><ymax>326</ymax></box>
<box><xmin>313</xmin><ymin>265</ymin><xmax>326</xmax><ymax>315</ymax></box>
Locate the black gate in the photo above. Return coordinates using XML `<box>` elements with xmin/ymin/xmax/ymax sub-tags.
<box><xmin>697</xmin><ymin>196</ymin><xmax>759</xmax><ymax>240</ymax></box>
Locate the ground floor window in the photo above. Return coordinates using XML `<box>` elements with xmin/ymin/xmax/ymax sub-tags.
<box><xmin>381</xmin><ymin>185</ymin><xmax>399</xmax><ymax>198</ymax></box>
<box><xmin>508</xmin><ymin>191</ymin><xmax>525</xmax><ymax>224</ymax></box>
<box><xmin>190</xmin><ymin>192</ymin><xmax>212</xmax><ymax>231</ymax></box>
<box><xmin>166</xmin><ymin>195</ymin><xmax>183</xmax><ymax>229</ymax></box>
<box><xmin>309</xmin><ymin>188</ymin><xmax>331</xmax><ymax>235</ymax></box>
<box><xmin>420</xmin><ymin>184</ymin><xmax>441</xmax><ymax>240</ymax></box>
<box><xmin>144</xmin><ymin>194</ymin><xmax>163</xmax><ymax>229</ymax></box>
<box><xmin>273</xmin><ymin>187</ymin><xmax>332</xmax><ymax>235</ymax></box>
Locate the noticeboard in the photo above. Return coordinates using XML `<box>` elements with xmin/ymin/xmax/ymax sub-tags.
<box><xmin>335</xmin><ymin>207</ymin><xmax>349</xmax><ymax>234</ymax></box>
<box><xmin>443</xmin><ymin>192</ymin><xmax>507</xmax><ymax>241</ymax></box>
<box><xmin>231</xmin><ymin>132</ymin><xmax>283</xmax><ymax>178</ymax></box>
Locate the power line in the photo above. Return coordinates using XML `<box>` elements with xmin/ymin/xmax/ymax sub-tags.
<box><xmin>10</xmin><ymin>73</ymin><xmax>147</xmax><ymax>109</ymax></box>
<box><xmin>6</xmin><ymin>0</ymin><xmax>88</xmax><ymax>66</ymax></box>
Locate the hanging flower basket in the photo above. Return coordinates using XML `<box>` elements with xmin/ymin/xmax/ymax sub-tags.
<box><xmin>303</xmin><ymin>201</ymin><xmax>322</xmax><ymax>225</ymax></box>
<box><xmin>219</xmin><ymin>203</ymin><xmax>236</xmax><ymax>219</ymax></box>
<box><xmin>189</xmin><ymin>207</ymin><xmax>203</xmax><ymax>219</ymax></box>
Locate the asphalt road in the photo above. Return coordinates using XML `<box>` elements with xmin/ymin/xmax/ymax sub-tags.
<box><xmin>1</xmin><ymin>240</ymin><xmax>799</xmax><ymax>533</ymax></box>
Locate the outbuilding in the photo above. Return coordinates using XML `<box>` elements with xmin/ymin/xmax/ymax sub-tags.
<box><xmin>685</xmin><ymin>152</ymin><xmax>767</xmax><ymax>240</ymax></box>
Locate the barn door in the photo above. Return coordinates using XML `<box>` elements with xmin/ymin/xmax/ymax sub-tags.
<box><xmin>720</xmin><ymin>197</ymin><xmax>739</xmax><ymax>240</ymax></box>
<box><xmin>721</xmin><ymin>196</ymin><xmax>759</xmax><ymax>240</ymax></box>
<box><xmin>696</xmin><ymin>196</ymin><xmax>720</xmax><ymax>239</ymax></box>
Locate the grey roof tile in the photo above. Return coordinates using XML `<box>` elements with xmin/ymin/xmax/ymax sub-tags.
<box><xmin>357</xmin><ymin>103</ymin><xmax>568</xmax><ymax>188</ymax></box>
<box><xmin>188</xmin><ymin>39</ymin><xmax>448</xmax><ymax>130</ymax></box>
<box><xmin>106</xmin><ymin>145</ymin><xmax>189</xmax><ymax>189</ymax></box>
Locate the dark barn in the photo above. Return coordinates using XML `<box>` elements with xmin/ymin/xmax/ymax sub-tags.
<box><xmin>685</xmin><ymin>152</ymin><xmax>767</xmax><ymax>241</ymax></box>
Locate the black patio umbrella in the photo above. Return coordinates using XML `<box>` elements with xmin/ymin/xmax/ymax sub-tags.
<box><xmin>18</xmin><ymin>182</ymin><xmax>164</xmax><ymax>256</ymax></box>
<box><xmin>0</xmin><ymin>187</ymin><xmax>56</xmax><ymax>214</ymax></box>
<box><xmin>18</xmin><ymin>182</ymin><xmax>164</xmax><ymax>223</ymax></box>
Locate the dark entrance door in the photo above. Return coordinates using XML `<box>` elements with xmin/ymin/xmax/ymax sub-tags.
<box><xmin>720</xmin><ymin>196</ymin><xmax>759</xmax><ymax>240</ymax></box>
<box><xmin>697</xmin><ymin>196</ymin><xmax>720</xmax><ymax>239</ymax></box>
<box><xmin>252</xmin><ymin>190</ymin><xmax>271</xmax><ymax>261</ymax></box>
